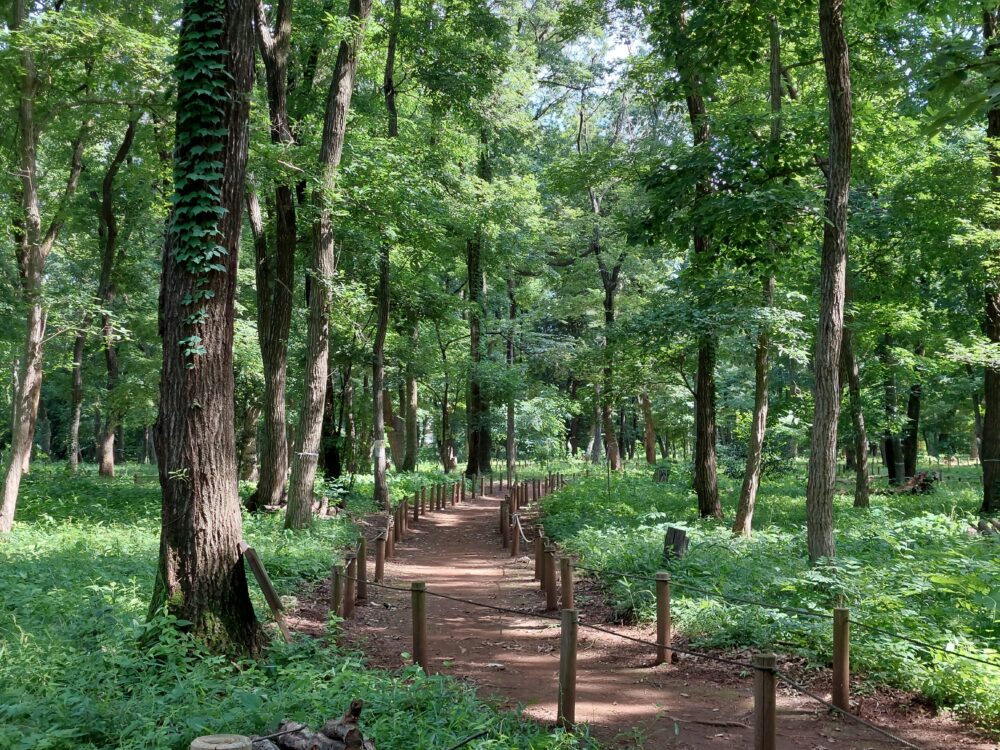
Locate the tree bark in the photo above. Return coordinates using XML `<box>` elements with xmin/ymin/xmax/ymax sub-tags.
<box><xmin>246</xmin><ymin>0</ymin><xmax>297</xmax><ymax>512</ymax></box>
<box><xmin>806</xmin><ymin>0</ymin><xmax>852</xmax><ymax>562</ymax></box>
<box><xmin>285</xmin><ymin>0</ymin><xmax>373</xmax><ymax>528</ymax></box>
<box><xmin>902</xmin><ymin>379</ymin><xmax>922</xmax><ymax>478</ymax></box>
<box><xmin>149</xmin><ymin>0</ymin><xmax>264</xmax><ymax>653</ymax></box>
<box><xmin>639</xmin><ymin>391</ymin><xmax>657</xmax><ymax>464</ymax></box>
<box><xmin>733</xmin><ymin>277</ymin><xmax>774</xmax><ymax>536</ymax></box>
<box><xmin>841</xmin><ymin>324</ymin><xmax>869</xmax><ymax>508</ymax></box>
<box><xmin>68</xmin><ymin>329</ymin><xmax>86</xmax><ymax>473</ymax></box>
<box><xmin>372</xmin><ymin>248</ymin><xmax>390</xmax><ymax>511</ymax></box>
<box><xmin>506</xmin><ymin>278</ymin><xmax>517</xmax><ymax>482</ymax></box>
<box><xmin>1</xmin><ymin>1</ymin><xmax>88</xmax><ymax>531</ymax></box>
<box><xmin>983</xmin><ymin>9</ymin><xmax>1000</xmax><ymax>513</ymax></box>
<box><xmin>403</xmin><ymin>325</ymin><xmax>419</xmax><ymax>471</ymax></box>
<box><xmin>465</xmin><ymin>144</ymin><xmax>492</xmax><ymax>477</ymax></box>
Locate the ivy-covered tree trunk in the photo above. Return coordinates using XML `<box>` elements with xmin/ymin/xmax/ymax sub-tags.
<box><xmin>149</xmin><ymin>0</ymin><xmax>264</xmax><ymax>654</ymax></box>
<box><xmin>1</xmin><ymin>0</ymin><xmax>87</xmax><ymax>533</ymax></box>
<box><xmin>285</xmin><ymin>0</ymin><xmax>373</xmax><ymax>528</ymax></box>
<box><xmin>806</xmin><ymin>0</ymin><xmax>852</xmax><ymax>562</ymax></box>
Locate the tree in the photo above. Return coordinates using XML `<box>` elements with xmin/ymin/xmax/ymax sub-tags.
<box><xmin>805</xmin><ymin>0</ymin><xmax>852</xmax><ymax>562</ymax></box>
<box><xmin>1</xmin><ymin>1</ymin><xmax>89</xmax><ymax>533</ymax></box>
<box><xmin>285</xmin><ymin>0</ymin><xmax>374</xmax><ymax>529</ymax></box>
<box><xmin>149</xmin><ymin>0</ymin><xmax>264</xmax><ymax>653</ymax></box>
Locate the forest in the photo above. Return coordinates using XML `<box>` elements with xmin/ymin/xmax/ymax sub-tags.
<box><xmin>1</xmin><ymin>0</ymin><xmax>999</xmax><ymax>748</ymax></box>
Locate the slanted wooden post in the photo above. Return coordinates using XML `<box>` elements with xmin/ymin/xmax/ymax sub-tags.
<box><xmin>343</xmin><ymin>553</ymin><xmax>357</xmax><ymax>619</ymax></box>
<box><xmin>753</xmin><ymin>653</ymin><xmax>777</xmax><ymax>750</ymax></box>
<box><xmin>375</xmin><ymin>533</ymin><xmax>386</xmax><ymax>582</ymax></box>
<box><xmin>545</xmin><ymin>545</ymin><xmax>558</xmax><ymax>611</ymax></box>
<box><xmin>833</xmin><ymin>607</ymin><xmax>850</xmax><ymax>710</ymax></box>
<box><xmin>411</xmin><ymin>581</ymin><xmax>428</xmax><ymax>671</ymax></box>
<box><xmin>655</xmin><ymin>572</ymin><xmax>671</xmax><ymax>665</ymax></box>
<box><xmin>357</xmin><ymin>537</ymin><xmax>368</xmax><ymax>603</ymax></box>
<box><xmin>557</xmin><ymin>608</ymin><xmax>578</xmax><ymax>729</ymax></box>
<box><xmin>560</xmin><ymin>557</ymin><xmax>574</xmax><ymax>609</ymax></box>
<box><xmin>330</xmin><ymin>564</ymin><xmax>343</xmax><ymax>616</ymax></box>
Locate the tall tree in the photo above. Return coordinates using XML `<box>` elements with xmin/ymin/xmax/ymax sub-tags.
<box><xmin>244</xmin><ymin>0</ymin><xmax>297</xmax><ymax>512</ymax></box>
<box><xmin>1</xmin><ymin>0</ymin><xmax>88</xmax><ymax>533</ymax></box>
<box><xmin>805</xmin><ymin>0</ymin><xmax>852</xmax><ymax>562</ymax></box>
<box><xmin>981</xmin><ymin>7</ymin><xmax>1000</xmax><ymax>514</ymax></box>
<box><xmin>150</xmin><ymin>0</ymin><xmax>264</xmax><ymax>653</ymax></box>
<box><xmin>285</xmin><ymin>0</ymin><xmax>374</xmax><ymax>528</ymax></box>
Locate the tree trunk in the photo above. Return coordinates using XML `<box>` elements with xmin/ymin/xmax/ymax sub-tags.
<box><xmin>285</xmin><ymin>0</ymin><xmax>372</xmax><ymax>528</ymax></box>
<box><xmin>68</xmin><ymin>329</ymin><xmax>85</xmax><ymax>473</ymax></box>
<box><xmin>841</xmin><ymin>324</ymin><xmax>869</xmax><ymax>508</ymax></box>
<box><xmin>902</xmin><ymin>379</ymin><xmax>922</xmax><ymax>479</ymax></box>
<box><xmin>589</xmin><ymin>390</ymin><xmax>602</xmax><ymax>464</ymax></box>
<box><xmin>733</xmin><ymin>276</ymin><xmax>775</xmax><ymax>536</ymax></box>
<box><xmin>639</xmin><ymin>391</ymin><xmax>657</xmax><ymax>465</ymax></box>
<box><xmin>983</xmin><ymin>11</ymin><xmax>1000</xmax><ymax>513</ymax></box>
<box><xmin>372</xmin><ymin>246</ymin><xmax>390</xmax><ymax>511</ymax></box>
<box><xmin>506</xmin><ymin>278</ymin><xmax>517</xmax><ymax>482</ymax></box>
<box><xmin>403</xmin><ymin>326</ymin><xmax>419</xmax><ymax>471</ymax></box>
<box><xmin>247</xmin><ymin>0</ymin><xmax>298</xmax><ymax>512</ymax></box>
<box><xmin>672</xmin><ymin>4</ymin><xmax>720</xmax><ymax>517</ymax></box>
<box><xmin>465</xmin><ymin>228</ymin><xmax>491</xmax><ymax>476</ymax></box>
<box><xmin>806</xmin><ymin>0</ymin><xmax>852</xmax><ymax>562</ymax></box>
<box><xmin>970</xmin><ymin>364</ymin><xmax>983</xmax><ymax>461</ymax></box>
<box><xmin>149</xmin><ymin>0</ymin><xmax>264</xmax><ymax>653</ymax></box>
<box><xmin>343</xmin><ymin>367</ymin><xmax>356</xmax><ymax>474</ymax></box>
<box><xmin>1</xmin><ymin>2</ymin><xmax>87</xmax><ymax>532</ymax></box>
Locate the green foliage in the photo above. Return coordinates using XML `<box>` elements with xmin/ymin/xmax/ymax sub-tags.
<box><xmin>0</xmin><ymin>466</ymin><xmax>585</xmax><ymax>750</ymax></box>
<box><xmin>542</xmin><ymin>471</ymin><xmax>1000</xmax><ymax>730</ymax></box>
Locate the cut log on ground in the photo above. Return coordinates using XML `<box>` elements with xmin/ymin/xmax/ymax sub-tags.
<box><xmin>251</xmin><ymin>700</ymin><xmax>374</xmax><ymax>750</ymax></box>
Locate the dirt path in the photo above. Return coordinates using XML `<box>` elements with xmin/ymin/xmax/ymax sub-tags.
<box><xmin>291</xmin><ymin>489</ymin><xmax>994</xmax><ymax>750</ymax></box>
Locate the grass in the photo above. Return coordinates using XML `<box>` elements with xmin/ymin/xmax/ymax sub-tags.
<box><xmin>541</xmin><ymin>460</ymin><xmax>1000</xmax><ymax>731</ymax></box>
<box><xmin>0</xmin><ymin>463</ymin><xmax>587</xmax><ymax>750</ymax></box>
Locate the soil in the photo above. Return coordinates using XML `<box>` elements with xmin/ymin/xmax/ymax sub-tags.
<box><xmin>288</xmin><ymin>486</ymin><xmax>997</xmax><ymax>750</ymax></box>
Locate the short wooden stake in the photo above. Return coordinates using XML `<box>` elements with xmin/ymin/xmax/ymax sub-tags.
<box><xmin>833</xmin><ymin>607</ymin><xmax>850</xmax><ymax>711</ymax></box>
<box><xmin>420</xmin><ymin>486</ymin><xmax>426</xmax><ymax>514</ymax></box>
<box><xmin>461</xmin><ymin>480</ymin><xmax>466</xmax><ymax>502</ymax></box>
<box><xmin>330</xmin><ymin>564</ymin><xmax>343</xmax><ymax>616</ymax></box>
<box><xmin>655</xmin><ymin>571</ymin><xmax>671</xmax><ymax>665</ymax></box>
<box><xmin>393</xmin><ymin>508</ymin><xmax>401</xmax><ymax>542</ymax></box>
<box><xmin>343</xmin><ymin>553</ymin><xmax>357</xmax><ymax>619</ymax></box>
<box><xmin>557</xmin><ymin>608</ymin><xmax>578</xmax><ymax>729</ymax></box>
<box><xmin>560</xmin><ymin>557</ymin><xmax>574</xmax><ymax>609</ymax></box>
<box><xmin>413</xmin><ymin>494</ymin><xmax>419</xmax><ymax>522</ymax></box>
<box><xmin>400</xmin><ymin>501</ymin><xmax>407</xmax><ymax>537</ymax></box>
<box><xmin>375</xmin><ymin>534</ymin><xmax>386</xmax><ymax>582</ymax></box>
<box><xmin>545</xmin><ymin>546</ymin><xmax>558</xmax><ymax>611</ymax></box>
<box><xmin>451</xmin><ymin>482</ymin><xmax>457</xmax><ymax>506</ymax></box>
<box><xmin>535</xmin><ymin>534</ymin><xmax>544</xmax><ymax>583</ymax></box>
<box><xmin>411</xmin><ymin>581</ymin><xmax>428</xmax><ymax>671</ymax></box>
<box><xmin>501</xmin><ymin>500</ymin><xmax>510</xmax><ymax>548</ymax></box>
<box><xmin>357</xmin><ymin>536</ymin><xmax>368</xmax><ymax>602</ymax></box>
<box><xmin>753</xmin><ymin>653</ymin><xmax>777</xmax><ymax>750</ymax></box>
<box><xmin>511</xmin><ymin>515</ymin><xmax>521</xmax><ymax>557</ymax></box>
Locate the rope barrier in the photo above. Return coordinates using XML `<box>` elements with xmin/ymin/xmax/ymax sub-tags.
<box><xmin>569</xmin><ymin>562</ymin><xmax>1000</xmax><ymax>670</ymax></box>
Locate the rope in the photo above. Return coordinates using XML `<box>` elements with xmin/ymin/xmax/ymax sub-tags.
<box><xmin>570</xmin><ymin>563</ymin><xmax>1000</xmax><ymax>670</ymax></box>
<box><xmin>775</xmin><ymin>671</ymin><xmax>923</xmax><ymax>749</ymax></box>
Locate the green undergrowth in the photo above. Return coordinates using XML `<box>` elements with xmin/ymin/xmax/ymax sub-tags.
<box><xmin>0</xmin><ymin>464</ymin><xmax>587</xmax><ymax>750</ymax></box>
<box><xmin>541</xmin><ymin>466</ymin><xmax>1000</xmax><ymax>731</ymax></box>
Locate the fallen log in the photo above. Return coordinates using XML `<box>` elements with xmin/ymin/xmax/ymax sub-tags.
<box><xmin>251</xmin><ymin>701</ymin><xmax>374</xmax><ymax>750</ymax></box>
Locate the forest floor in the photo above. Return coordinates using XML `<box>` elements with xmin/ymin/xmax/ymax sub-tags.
<box><xmin>289</xmin><ymin>488</ymin><xmax>995</xmax><ymax>750</ymax></box>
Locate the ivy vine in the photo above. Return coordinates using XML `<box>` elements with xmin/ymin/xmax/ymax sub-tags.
<box><xmin>169</xmin><ymin>0</ymin><xmax>231</xmax><ymax>361</ymax></box>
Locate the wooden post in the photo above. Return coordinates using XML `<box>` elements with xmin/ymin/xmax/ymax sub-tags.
<box><xmin>420</xmin><ymin>486</ymin><xmax>426</xmax><ymax>514</ymax></box>
<box><xmin>411</xmin><ymin>581</ymin><xmax>428</xmax><ymax>672</ymax></box>
<box><xmin>479</xmin><ymin>475</ymin><xmax>484</xmax><ymax>495</ymax></box>
<box><xmin>490</xmin><ymin>474</ymin><xmax>494</xmax><ymax>493</ymax></box>
<box><xmin>451</xmin><ymin>482</ymin><xmax>457</xmax><ymax>506</ymax></box>
<box><xmin>655</xmin><ymin>572</ymin><xmax>671</xmax><ymax>665</ymax></box>
<box><xmin>511</xmin><ymin>515</ymin><xmax>521</xmax><ymax>557</ymax></box>
<box><xmin>343</xmin><ymin>553</ymin><xmax>357</xmax><ymax>619</ymax></box>
<box><xmin>545</xmin><ymin>545</ymin><xmax>558</xmax><ymax>611</ymax></box>
<box><xmin>330</xmin><ymin>564</ymin><xmax>343</xmax><ymax>616</ymax></box>
<box><xmin>753</xmin><ymin>653</ymin><xmax>777</xmax><ymax>750</ymax></box>
<box><xmin>501</xmin><ymin>500</ymin><xmax>510</xmax><ymax>548</ymax></box>
<box><xmin>375</xmin><ymin>534</ymin><xmax>386</xmax><ymax>582</ymax></box>
<box><xmin>557</xmin><ymin>608</ymin><xmax>578</xmax><ymax>729</ymax></box>
<box><xmin>560</xmin><ymin>557</ymin><xmax>574</xmax><ymax>609</ymax></box>
<box><xmin>535</xmin><ymin>534</ymin><xmax>544</xmax><ymax>583</ymax></box>
<box><xmin>400</xmin><ymin>501</ymin><xmax>407</xmax><ymax>537</ymax></box>
<box><xmin>413</xmin><ymin>494</ymin><xmax>419</xmax><ymax>522</ymax></box>
<box><xmin>833</xmin><ymin>607</ymin><xmax>850</xmax><ymax>710</ymax></box>
<box><xmin>461</xmin><ymin>479</ymin><xmax>466</xmax><ymax>502</ymax></box>
<box><xmin>357</xmin><ymin>536</ymin><xmax>368</xmax><ymax>603</ymax></box>
<box><xmin>393</xmin><ymin>508</ymin><xmax>401</xmax><ymax>542</ymax></box>
<box><xmin>386</xmin><ymin>519</ymin><xmax>394</xmax><ymax>559</ymax></box>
